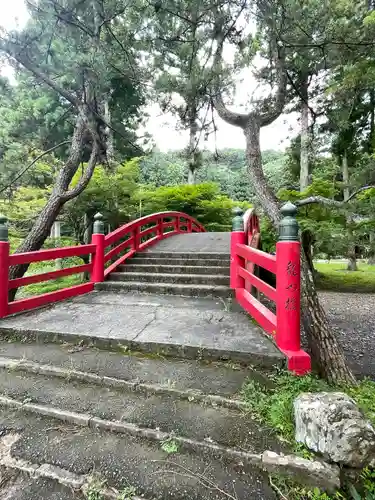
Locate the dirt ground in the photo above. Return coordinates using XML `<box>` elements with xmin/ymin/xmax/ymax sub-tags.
<box><xmin>319</xmin><ymin>291</ymin><xmax>375</xmax><ymax>379</ymax></box>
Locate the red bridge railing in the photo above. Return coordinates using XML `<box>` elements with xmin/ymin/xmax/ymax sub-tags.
<box><xmin>0</xmin><ymin>212</ymin><xmax>205</xmax><ymax>318</ymax></box>
<box><xmin>230</xmin><ymin>204</ymin><xmax>311</xmax><ymax>375</ymax></box>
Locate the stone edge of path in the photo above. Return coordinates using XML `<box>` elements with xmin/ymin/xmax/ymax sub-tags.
<box><xmin>0</xmin><ymin>395</ymin><xmax>340</xmax><ymax>492</ymax></box>
<box><xmin>0</xmin><ymin>433</ymin><xmax>145</xmax><ymax>500</ymax></box>
<box><xmin>0</xmin><ymin>326</ymin><xmax>285</xmax><ymax>368</ymax></box>
<box><xmin>0</xmin><ymin>356</ymin><xmax>245</xmax><ymax>411</ymax></box>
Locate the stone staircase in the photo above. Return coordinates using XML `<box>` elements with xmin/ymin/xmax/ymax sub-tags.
<box><xmin>0</xmin><ymin>234</ymin><xmax>290</xmax><ymax>499</ymax></box>
<box><xmin>97</xmin><ymin>251</ymin><xmax>232</xmax><ymax>298</ymax></box>
<box><xmin>0</xmin><ymin>336</ymin><xmax>282</xmax><ymax>499</ymax></box>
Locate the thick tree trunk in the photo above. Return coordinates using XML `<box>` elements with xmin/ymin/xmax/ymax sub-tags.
<box><xmin>186</xmin><ymin>105</ymin><xmax>199</xmax><ymax>185</ymax></box>
<box><xmin>243</xmin><ymin>121</ymin><xmax>356</xmax><ymax>385</ymax></box>
<box><xmin>300</xmin><ymin>251</ymin><xmax>357</xmax><ymax>385</ymax></box>
<box><xmin>342</xmin><ymin>157</ymin><xmax>357</xmax><ymax>272</ymax></box>
<box><xmin>104</xmin><ymin>98</ymin><xmax>115</xmax><ymax>163</ymax></box>
<box><xmin>300</xmin><ymin>75</ymin><xmax>310</xmax><ymax>192</ymax></box>
<box><xmin>8</xmin><ymin>112</ymin><xmax>99</xmax><ymax>299</ymax></box>
<box><xmin>342</xmin><ymin>151</ymin><xmax>350</xmax><ymax>202</ymax></box>
<box><xmin>301</xmin><ymin>229</ymin><xmax>317</xmax><ymax>278</ymax></box>
<box><xmin>368</xmin><ymin>233</ymin><xmax>375</xmax><ymax>265</ymax></box>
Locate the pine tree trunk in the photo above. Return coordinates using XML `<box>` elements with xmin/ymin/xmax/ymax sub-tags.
<box><xmin>186</xmin><ymin>105</ymin><xmax>199</xmax><ymax>185</ymax></box>
<box><xmin>342</xmin><ymin>156</ymin><xmax>357</xmax><ymax>272</ymax></box>
<box><xmin>300</xmin><ymin>250</ymin><xmax>357</xmax><ymax>385</ymax></box>
<box><xmin>8</xmin><ymin>112</ymin><xmax>98</xmax><ymax>299</ymax></box>
<box><xmin>300</xmin><ymin>75</ymin><xmax>310</xmax><ymax>192</ymax></box>
<box><xmin>104</xmin><ymin>98</ymin><xmax>115</xmax><ymax>163</ymax></box>
<box><xmin>243</xmin><ymin>121</ymin><xmax>356</xmax><ymax>385</ymax></box>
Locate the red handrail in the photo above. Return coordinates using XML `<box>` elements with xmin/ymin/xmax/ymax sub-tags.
<box><xmin>0</xmin><ymin>211</ymin><xmax>205</xmax><ymax>318</ymax></box>
<box><xmin>101</xmin><ymin>211</ymin><xmax>205</xmax><ymax>278</ymax></box>
<box><xmin>230</xmin><ymin>208</ymin><xmax>311</xmax><ymax>375</ymax></box>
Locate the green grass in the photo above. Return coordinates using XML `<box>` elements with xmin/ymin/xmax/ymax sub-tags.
<box><xmin>241</xmin><ymin>372</ymin><xmax>375</xmax><ymax>499</ymax></box>
<box><xmin>315</xmin><ymin>261</ymin><xmax>375</xmax><ymax>293</ymax></box>
<box><xmin>9</xmin><ymin>236</ymin><xmax>86</xmax><ymax>299</ymax></box>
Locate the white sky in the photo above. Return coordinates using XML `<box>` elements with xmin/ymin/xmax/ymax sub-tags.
<box><xmin>1</xmin><ymin>0</ymin><xmax>298</xmax><ymax>152</ymax></box>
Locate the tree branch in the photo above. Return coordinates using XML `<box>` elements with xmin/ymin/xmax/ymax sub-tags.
<box><xmin>62</xmin><ymin>142</ymin><xmax>99</xmax><ymax>201</ymax></box>
<box><xmin>0</xmin><ymin>38</ymin><xmax>80</xmax><ymax>107</ymax></box>
<box><xmin>212</xmin><ymin>33</ymin><xmax>250</xmax><ymax>128</ymax></box>
<box><xmin>296</xmin><ymin>185</ymin><xmax>375</xmax><ymax>208</ymax></box>
<box><xmin>259</xmin><ymin>45</ymin><xmax>287</xmax><ymax>127</ymax></box>
<box><xmin>0</xmin><ymin>141</ymin><xmax>71</xmax><ymax>194</ymax></box>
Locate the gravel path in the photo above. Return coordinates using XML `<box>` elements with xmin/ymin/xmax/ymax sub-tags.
<box><xmin>319</xmin><ymin>292</ymin><xmax>375</xmax><ymax>379</ymax></box>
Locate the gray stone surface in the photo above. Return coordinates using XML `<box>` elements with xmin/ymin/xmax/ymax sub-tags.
<box><xmin>96</xmin><ymin>280</ymin><xmax>233</xmax><ymax>298</ymax></box>
<box><xmin>0</xmin><ymin>468</ymin><xmax>79</xmax><ymax>500</ymax></box>
<box><xmin>261</xmin><ymin>451</ymin><xmax>340</xmax><ymax>492</ymax></box>
<box><xmin>0</xmin><ymin>292</ymin><xmax>283</xmax><ymax>367</ymax></box>
<box><xmin>0</xmin><ymin>409</ymin><xmax>276</xmax><ymax>499</ymax></box>
<box><xmin>294</xmin><ymin>392</ymin><xmax>375</xmax><ymax>467</ymax></box>
<box><xmin>0</xmin><ymin>340</ymin><xmax>270</xmax><ymax>397</ymax></box>
<box><xmin>0</xmin><ymin>368</ymin><xmax>282</xmax><ymax>452</ymax></box>
<box><xmin>145</xmin><ymin>232</ymin><xmax>231</xmax><ymax>253</ymax></box>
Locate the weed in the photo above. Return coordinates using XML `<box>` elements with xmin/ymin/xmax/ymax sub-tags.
<box><xmin>85</xmin><ymin>475</ymin><xmax>106</xmax><ymax>500</ymax></box>
<box><xmin>117</xmin><ymin>486</ymin><xmax>137</xmax><ymax>499</ymax></box>
<box><xmin>242</xmin><ymin>372</ymin><xmax>375</xmax><ymax>499</ymax></box>
<box><xmin>161</xmin><ymin>438</ymin><xmax>179</xmax><ymax>454</ymax></box>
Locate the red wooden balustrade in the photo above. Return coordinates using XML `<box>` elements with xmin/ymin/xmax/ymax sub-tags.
<box><xmin>230</xmin><ymin>206</ymin><xmax>311</xmax><ymax>375</ymax></box>
<box><xmin>0</xmin><ymin>211</ymin><xmax>205</xmax><ymax>318</ymax></box>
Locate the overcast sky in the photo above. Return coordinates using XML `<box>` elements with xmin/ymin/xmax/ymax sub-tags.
<box><xmin>1</xmin><ymin>0</ymin><xmax>298</xmax><ymax>152</ymax></box>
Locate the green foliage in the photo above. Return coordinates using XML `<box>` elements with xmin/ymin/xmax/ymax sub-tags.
<box><xmin>138</xmin><ymin>182</ymin><xmax>250</xmax><ymax>231</ymax></box>
<box><xmin>161</xmin><ymin>438</ymin><xmax>179</xmax><ymax>454</ymax></box>
<box><xmin>241</xmin><ymin>373</ymin><xmax>331</xmax><ymax>443</ymax></box>
<box><xmin>65</xmin><ymin>159</ymin><xmax>141</xmax><ymax>241</ymax></box>
<box><xmin>116</xmin><ymin>486</ymin><xmax>137</xmax><ymax>499</ymax></box>
<box><xmin>242</xmin><ymin>373</ymin><xmax>375</xmax><ymax>499</ymax></box>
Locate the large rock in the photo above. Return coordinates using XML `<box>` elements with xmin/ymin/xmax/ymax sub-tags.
<box><xmin>294</xmin><ymin>392</ymin><xmax>375</xmax><ymax>468</ymax></box>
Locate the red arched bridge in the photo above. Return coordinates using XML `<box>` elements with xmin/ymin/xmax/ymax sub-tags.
<box><xmin>0</xmin><ymin>206</ymin><xmax>310</xmax><ymax>375</ymax></box>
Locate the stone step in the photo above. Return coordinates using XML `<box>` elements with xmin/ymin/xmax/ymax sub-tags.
<box><xmin>0</xmin><ymin>407</ymin><xmax>276</xmax><ymax>499</ymax></box>
<box><xmin>118</xmin><ymin>264</ymin><xmax>230</xmax><ymax>275</ymax></box>
<box><xmin>143</xmin><ymin>251</ymin><xmax>230</xmax><ymax>260</ymax></box>
<box><xmin>0</xmin><ymin>293</ymin><xmax>284</xmax><ymax>368</ymax></box>
<box><xmin>96</xmin><ymin>280</ymin><xmax>233</xmax><ymax>298</ymax></box>
<box><xmin>108</xmin><ymin>272</ymin><xmax>230</xmax><ymax>286</ymax></box>
<box><xmin>0</xmin><ymin>359</ymin><xmax>280</xmax><ymax>452</ymax></box>
<box><xmin>130</xmin><ymin>256</ymin><xmax>230</xmax><ymax>266</ymax></box>
<box><xmin>0</xmin><ymin>340</ymin><xmax>279</xmax><ymax>499</ymax></box>
<box><xmin>0</xmin><ymin>340</ymin><xmax>270</xmax><ymax>399</ymax></box>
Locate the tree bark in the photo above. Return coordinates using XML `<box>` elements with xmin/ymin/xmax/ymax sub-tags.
<box><xmin>300</xmin><ymin>74</ymin><xmax>310</xmax><ymax>192</ymax></box>
<box><xmin>186</xmin><ymin>104</ymin><xmax>200</xmax><ymax>185</ymax></box>
<box><xmin>243</xmin><ymin>120</ymin><xmax>356</xmax><ymax>385</ymax></box>
<box><xmin>8</xmin><ymin>111</ymin><xmax>99</xmax><ymax>300</ymax></box>
<box><xmin>104</xmin><ymin>97</ymin><xmax>115</xmax><ymax>163</ymax></box>
<box><xmin>300</xmin><ymin>250</ymin><xmax>357</xmax><ymax>385</ymax></box>
<box><xmin>342</xmin><ymin>154</ymin><xmax>357</xmax><ymax>272</ymax></box>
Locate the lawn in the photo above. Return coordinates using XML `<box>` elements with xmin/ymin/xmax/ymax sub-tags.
<box><xmin>9</xmin><ymin>237</ymin><xmax>85</xmax><ymax>299</ymax></box>
<box><xmin>315</xmin><ymin>261</ymin><xmax>375</xmax><ymax>293</ymax></box>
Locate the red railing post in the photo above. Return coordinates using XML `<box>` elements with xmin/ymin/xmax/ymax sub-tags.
<box><xmin>230</xmin><ymin>208</ymin><xmax>246</xmax><ymax>289</ymax></box>
<box><xmin>91</xmin><ymin>213</ymin><xmax>105</xmax><ymax>284</ymax></box>
<box><xmin>276</xmin><ymin>202</ymin><xmax>311</xmax><ymax>374</ymax></box>
<box><xmin>175</xmin><ymin>216</ymin><xmax>180</xmax><ymax>233</ymax></box>
<box><xmin>187</xmin><ymin>219</ymin><xmax>193</xmax><ymax>233</ymax></box>
<box><xmin>134</xmin><ymin>225</ymin><xmax>140</xmax><ymax>251</ymax></box>
<box><xmin>0</xmin><ymin>215</ymin><xmax>9</xmax><ymax>318</ymax></box>
<box><xmin>157</xmin><ymin>218</ymin><xmax>163</xmax><ymax>240</ymax></box>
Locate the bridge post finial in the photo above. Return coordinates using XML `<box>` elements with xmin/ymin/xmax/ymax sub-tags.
<box><xmin>279</xmin><ymin>202</ymin><xmax>299</xmax><ymax>241</ymax></box>
<box><xmin>232</xmin><ymin>207</ymin><xmax>244</xmax><ymax>232</ymax></box>
<box><xmin>93</xmin><ymin>213</ymin><xmax>104</xmax><ymax>235</ymax></box>
<box><xmin>0</xmin><ymin>214</ymin><xmax>8</xmax><ymax>242</ymax></box>
<box><xmin>0</xmin><ymin>214</ymin><xmax>9</xmax><ymax>318</ymax></box>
